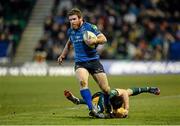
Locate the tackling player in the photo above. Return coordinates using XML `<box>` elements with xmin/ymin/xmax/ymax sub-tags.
<box><xmin>64</xmin><ymin>87</ymin><xmax>160</xmax><ymax>118</ymax></box>
<box><xmin>57</xmin><ymin>8</ymin><xmax>111</xmax><ymax>118</ymax></box>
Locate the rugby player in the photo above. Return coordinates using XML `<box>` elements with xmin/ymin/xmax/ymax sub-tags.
<box><xmin>57</xmin><ymin>8</ymin><xmax>111</xmax><ymax>118</ymax></box>
<box><xmin>64</xmin><ymin>87</ymin><xmax>160</xmax><ymax>118</ymax></box>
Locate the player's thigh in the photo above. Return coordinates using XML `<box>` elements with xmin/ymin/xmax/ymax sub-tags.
<box><xmin>75</xmin><ymin>68</ymin><xmax>89</xmax><ymax>88</ymax></box>
<box><xmin>92</xmin><ymin>72</ymin><xmax>110</xmax><ymax>93</ymax></box>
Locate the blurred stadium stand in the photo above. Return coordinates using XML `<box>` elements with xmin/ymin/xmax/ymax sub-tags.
<box><xmin>0</xmin><ymin>0</ymin><xmax>36</xmax><ymax>64</ymax></box>
<box><xmin>14</xmin><ymin>0</ymin><xmax>54</xmax><ymax>64</ymax></box>
<box><xmin>34</xmin><ymin>0</ymin><xmax>180</xmax><ymax>62</ymax></box>
<box><xmin>0</xmin><ymin>0</ymin><xmax>180</xmax><ymax>65</ymax></box>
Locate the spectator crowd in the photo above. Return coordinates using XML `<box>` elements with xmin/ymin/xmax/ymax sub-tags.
<box><xmin>1</xmin><ymin>0</ymin><xmax>179</xmax><ymax>63</ymax></box>
<box><xmin>35</xmin><ymin>0</ymin><xmax>180</xmax><ymax>61</ymax></box>
<box><xmin>0</xmin><ymin>0</ymin><xmax>36</xmax><ymax>62</ymax></box>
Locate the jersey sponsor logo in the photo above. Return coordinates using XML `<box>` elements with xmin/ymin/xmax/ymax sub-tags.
<box><xmin>76</xmin><ymin>36</ymin><xmax>81</xmax><ymax>39</ymax></box>
<box><xmin>71</xmin><ymin>31</ymin><xmax>75</xmax><ymax>35</ymax></box>
<box><xmin>91</xmin><ymin>24</ymin><xmax>98</xmax><ymax>30</ymax></box>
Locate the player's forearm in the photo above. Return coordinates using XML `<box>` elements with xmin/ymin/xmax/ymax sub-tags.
<box><xmin>96</xmin><ymin>34</ymin><xmax>107</xmax><ymax>44</ymax></box>
<box><xmin>123</xmin><ymin>92</ymin><xmax>129</xmax><ymax>110</ymax></box>
<box><xmin>60</xmin><ymin>47</ymin><xmax>69</xmax><ymax>58</ymax></box>
<box><xmin>60</xmin><ymin>40</ymin><xmax>71</xmax><ymax>58</ymax></box>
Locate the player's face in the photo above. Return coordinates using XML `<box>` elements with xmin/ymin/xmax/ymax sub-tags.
<box><xmin>69</xmin><ymin>15</ymin><xmax>82</xmax><ymax>29</ymax></box>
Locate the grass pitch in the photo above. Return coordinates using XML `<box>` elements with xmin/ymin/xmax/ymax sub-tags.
<box><xmin>0</xmin><ymin>75</ymin><xmax>180</xmax><ymax>125</ymax></box>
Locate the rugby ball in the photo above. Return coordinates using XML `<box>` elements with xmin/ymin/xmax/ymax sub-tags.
<box><xmin>83</xmin><ymin>31</ymin><xmax>97</xmax><ymax>48</ymax></box>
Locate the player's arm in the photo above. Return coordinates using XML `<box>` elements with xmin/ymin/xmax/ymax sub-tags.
<box><xmin>96</xmin><ymin>33</ymin><xmax>107</xmax><ymax>44</ymax></box>
<box><xmin>121</xmin><ymin>90</ymin><xmax>129</xmax><ymax>111</ymax></box>
<box><xmin>57</xmin><ymin>39</ymin><xmax>72</xmax><ymax>64</ymax></box>
<box><xmin>116</xmin><ymin>89</ymin><xmax>129</xmax><ymax>111</ymax></box>
<box><xmin>116</xmin><ymin>89</ymin><xmax>129</xmax><ymax>118</ymax></box>
<box><xmin>87</xmin><ymin>33</ymin><xmax>107</xmax><ymax>46</ymax></box>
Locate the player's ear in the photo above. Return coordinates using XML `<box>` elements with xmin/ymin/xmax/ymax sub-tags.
<box><xmin>79</xmin><ymin>17</ymin><xmax>83</xmax><ymax>22</ymax></box>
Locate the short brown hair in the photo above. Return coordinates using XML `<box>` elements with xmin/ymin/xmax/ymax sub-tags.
<box><xmin>68</xmin><ymin>8</ymin><xmax>82</xmax><ymax>18</ymax></box>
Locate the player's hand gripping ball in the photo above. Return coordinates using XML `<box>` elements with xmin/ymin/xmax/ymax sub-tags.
<box><xmin>114</xmin><ymin>107</ymin><xmax>128</xmax><ymax>118</ymax></box>
<box><xmin>83</xmin><ymin>31</ymin><xmax>97</xmax><ymax>48</ymax></box>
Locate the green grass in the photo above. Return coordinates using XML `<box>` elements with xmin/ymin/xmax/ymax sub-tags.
<box><xmin>0</xmin><ymin>75</ymin><xmax>180</xmax><ymax>125</ymax></box>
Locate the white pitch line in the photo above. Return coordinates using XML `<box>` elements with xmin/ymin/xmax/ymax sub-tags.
<box><xmin>64</xmin><ymin>105</ymin><xmax>86</xmax><ymax>110</ymax></box>
<box><xmin>158</xmin><ymin>94</ymin><xmax>180</xmax><ymax>99</ymax></box>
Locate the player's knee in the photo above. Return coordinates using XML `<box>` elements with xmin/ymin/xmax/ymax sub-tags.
<box><xmin>80</xmin><ymin>80</ymin><xmax>87</xmax><ymax>88</ymax></box>
<box><xmin>107</xmin><ymin>86</ymin><xmax>111</xmax><ymax>93</ymax></box>
<box><xmin>103</xmin><ymin>86</ymin><xmax>111</xmax><ymax>94</ymax></box>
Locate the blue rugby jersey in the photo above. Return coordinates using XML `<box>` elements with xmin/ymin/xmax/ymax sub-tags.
<box><xmin>67</xmin><ymin>22</ymin><xmax>101</xmax><ymax>62</ymax></box>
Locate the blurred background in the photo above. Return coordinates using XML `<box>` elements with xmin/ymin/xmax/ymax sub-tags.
<box><xmin>0</xmin><ymin>0</ymin><xmax>180</xmax><ymax>76</ymax></box>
